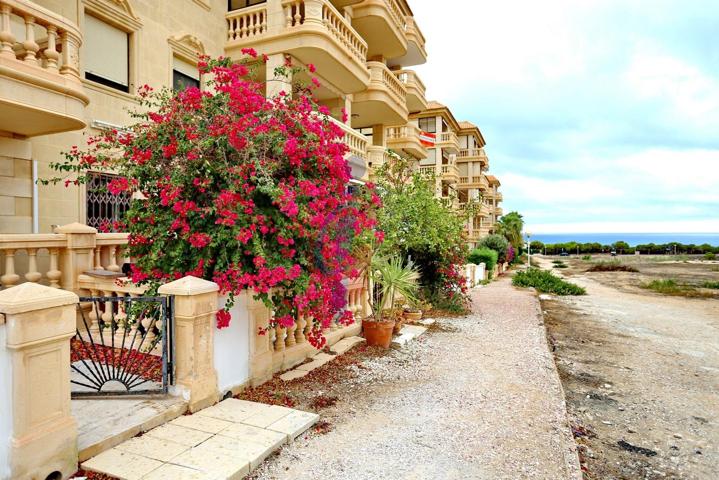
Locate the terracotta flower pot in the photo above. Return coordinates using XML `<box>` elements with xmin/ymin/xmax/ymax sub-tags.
<box><xmin>363</xmin><ymin>319</ymin><xmax>396</xmax><ymax>348</ymax></box>
<box><xmin>393</xmin><ymin>317</ymin><xmax>404</xmax><ymax>334</ymax></box>
<box><xmin>403</xmin><ymin>311</ymin><xmax>422</xmax><ymax>323</ymax></box>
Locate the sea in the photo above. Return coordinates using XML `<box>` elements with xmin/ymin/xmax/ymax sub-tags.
<box><xmin>530</xmin><ymin>233</ymin><xmax>719</xmax><ymax>247</ymax></box>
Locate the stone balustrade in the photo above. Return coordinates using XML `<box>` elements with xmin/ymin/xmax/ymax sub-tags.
<box><xmin>0</xmin><ymin>223</ymin><xmax>128</xmax><ymax>291</ymax></box>
<box><xmin>0</xmin><ymin>0</ymin><xmax>88</xmax><ymax>136</ymax></box>
<box><xmin>262</xmin><ymin>275</ymin><xmax>367</xmax><ymax>379</ymax></box>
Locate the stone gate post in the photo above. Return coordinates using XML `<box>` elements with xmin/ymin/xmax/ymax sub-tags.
<box><xmin>0</xmin><ymin>283</ymin><xmax>78</xmax><ymax>480</ymax></box>
<box><xmin>158</xmin><ymin>276</ymin><xmax>220</xmax><ymax>413</ymax></box>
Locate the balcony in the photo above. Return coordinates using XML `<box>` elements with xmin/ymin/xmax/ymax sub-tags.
<box><xmin>437</xmin><ymin>131</ymin><xmax>460</xmax><ymax>153</ymax></box>
<box><xmin>440</xmin><ymin>163</ymin><xmax>459</xmax><ymax>183</ymax></box>
<box><xmin>394</xmin><ymin>69</ymin><xmax>426</xmax><ymax>113</ymax></box>
<box><xmin>328</xmin><ymin>116</ymin><xmax>369</xmax><ymax>177</ymax></box>
<box><xmin>495</xmin><ymin>206</ymin><xmax>504</xmax><ymax>217</ymax></box>
<box><xmin>352</xmin><ymin>61</ymin><xmax>408</xmax><ymax>127</ymax></box>
<box><xmin>366</xmin><ymin>145</ymin><xmax>392</xmax><ymax>169</ymax></box>
<box><xmin>457</xmin><ymin>148</ymin><xmax>488</xmax><ymax>168</ymax></box>
<box><xmin>0</xmin><ymin>0</ymin><xmax>88</xmax><ymax>136</ymax></box>
<box><xmin>458</xmin><ymin>175</ymin><xmax>486</xmax><ymax>188</ymax></box>
<box><xmin>418</xmin><ymin>165</ymin><xmax>435</xmax><ymax>177</ymax></box>
<box><xmin>351</xmin><ymin>0</ymin><xmax>407</xmax><ymax>59</ymax></box>
<box><xmin>225</xmin><ymin>0</ymin><xmax>369</xmax><ymax>93</ymax></box>
<box><xmin>386</xmin><ymin>123</ymin><xmax>426</xmax><ymax>159</ymax></box>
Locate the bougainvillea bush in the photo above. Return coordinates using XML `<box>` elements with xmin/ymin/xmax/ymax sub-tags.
<box><xmin>47</xmin><ymin>54</ymin><xmax>378</xmax><ymax>348</ymax></box>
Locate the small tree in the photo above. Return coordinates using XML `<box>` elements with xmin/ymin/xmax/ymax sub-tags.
<box><xmin>478</xmin><ymin>234</ymin><xmax>510</xmax><ymax>263</ymax></box>
<box><xmin>374</xmin><ymin>155</ymin><xmax>472</xmax><ymax>311</ymax></box>
<box><xmin>45</xmin><ymin>54</ymin><xmax>378</xmax><ymax>348</ymax></box>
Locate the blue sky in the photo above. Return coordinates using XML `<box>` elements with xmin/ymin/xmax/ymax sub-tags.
<box><xmin>412</xmin><ymin>0</ymin><xmax>719</xmax><ymax>233</ymax></box>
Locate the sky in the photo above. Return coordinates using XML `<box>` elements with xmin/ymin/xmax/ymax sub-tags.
<box><xmin>411</xmin><ymin>0</ymin><xmax>719</xmax><ymax>234</ymax></box>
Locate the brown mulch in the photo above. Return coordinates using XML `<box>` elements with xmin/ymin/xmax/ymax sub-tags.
<box><xmin>236</xmin><ymin>343</ymin><xmax>389</xmax><ymax>418</ymax></box>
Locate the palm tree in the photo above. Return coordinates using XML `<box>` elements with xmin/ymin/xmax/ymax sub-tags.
<box><xmin>496</xmin><ymin>211</ymin><xmax>525</xmax><ymax>251</ymax></box>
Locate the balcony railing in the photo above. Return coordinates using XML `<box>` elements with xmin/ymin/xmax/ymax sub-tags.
<box><xmin>404</xmin><ymin>16</ymin><xmax>426</xmax><ymax>57</ymax></box>
<box><xmin>329</xmin><ymin>116</ymin><xmax>368</xmax><ymax>164</ymax></box>
<box><xmin>441</xmin><ymin>163</ymin><xmax>459</xmax><ymax>182</ymax></box>
<box><xmin>226</xmin><ymin>3</ymin><xmax>268</xmax><ymax>41</ymax></box>
<box><xmin>369</xmin><ymin>61</ymin><xmax>407</xmax><ymax>110</ymax></box>
<box><xmin>0</xmin><ymin>0</ymin><xmax>87</xmax><ymax>136</ymax></box>
<box><xmin>418</xmin><ymin>166</ymin><xmax>435</xmax><ymax>176</ymax></box>
<box><xmin>225</xmin><ymin>0</ymin><xmax>368</xmax><ymax>92</ymax></box>
<box><xmin>394</xmin><ymin>69</ymin><xmax>426</xmax><ymax>112</ymax></box>
<box><xmin>437</xmin><ymin>131</ymin><xmax>460</xmax><ymax>152</ymax></box>
<box><xmin>458</xmin><ymin>148</ymin><xmax>482</xmax><ymax>159</ymax></box>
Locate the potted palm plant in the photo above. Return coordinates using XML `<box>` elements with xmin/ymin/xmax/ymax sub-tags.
<box><xmin>364</xmin><ymin>256</ymin><xmax>420</xmax><ymax>348</ymax></box>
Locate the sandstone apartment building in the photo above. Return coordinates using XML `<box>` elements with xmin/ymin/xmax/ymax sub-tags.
<box><xmin>0</xmin><ymin>0</ymin><xmax>502</xmax><ymax>246</ymax></box>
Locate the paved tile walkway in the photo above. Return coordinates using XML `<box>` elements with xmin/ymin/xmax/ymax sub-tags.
<box><xmin>82</xmin><ymin>399</ymin><xmax>318</xmax><ymax>479</ymax></box>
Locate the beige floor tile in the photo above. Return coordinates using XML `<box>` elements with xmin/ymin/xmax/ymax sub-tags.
<box><xmin>194</xmin><ymin>435</ymin><xmax>273</xmax><ymax>469</ymax></box>
<box><xmin>169</xmin><ymin>414</ymin><xmax>234</xmax><ymax>434</ymax></box>
<box><xmin>143</xmin><ymin>423</ymin><xmax>214</xmax><ymax>447</ymax></box>
<box><xmin>217</xmin><ymin>422</ymin><xmax>286</xmax><ymax>448</ymax></box>
<box><xmin>266</xmin><ymin>410</ymin><xmax>319</xmax><ymax>441</ymax></box>
<box><xmin>140</xmin><ymin>463</ymin><xmax>209</xmax><ymax>480</ymax></box>
<box><xmin>196</xmin><ymin>399</ymin><xmax>271</xmax><ymax>423</ymax></box>
<box><xmin>82</xmin><ymin>448</ymin><xmax>163</xmax><ymax>480</ymax></box>
<box><xmin>169</xmin><ymin>445</ymin><xmax>250</xmax><ymax>478</ymax></box>
<box><xmin>115</xmin><ymin>434</ymin><xmax>189</xmax><ymax>462</ymax></box>
<box><xmin>241</xmin><ymin>405</ymin><xmax>294</xmax><ymax>428</ymax></box>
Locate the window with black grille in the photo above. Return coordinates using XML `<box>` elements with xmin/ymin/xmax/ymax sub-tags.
<box><xmin>86</xmin><ymin>172</ymin><xmax>131</xmax><ymax>231</ymax></box>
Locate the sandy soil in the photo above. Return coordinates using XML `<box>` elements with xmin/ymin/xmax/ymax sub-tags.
<box><xmin>536</xmin><ymin>256</ymin><xmax>719</xmax><ymax>479</ymax></box>
<box><xmin>248</xmin><ymin>278</ymin><xmax>581</xmax><ymax>480</ymax></box>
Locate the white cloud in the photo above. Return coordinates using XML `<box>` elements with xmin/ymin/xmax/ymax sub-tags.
<box><xmin>411</xmin><ymin>0</ymin><xmax>719</xmax><ymax>233</ymax></box>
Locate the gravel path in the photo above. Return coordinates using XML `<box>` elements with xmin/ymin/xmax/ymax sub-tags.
<box><xmin>252</xmin><ymin>277</ymin><xmax>581</xmax><ymax>480</ymax></box>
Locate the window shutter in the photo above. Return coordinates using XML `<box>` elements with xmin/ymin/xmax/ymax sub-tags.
<box><xmin>85</xmin><ymin>15</ymin><xmax>129</xmax><ymax>87</ymax></box>
<box><xmin>173</xmin><ymin>57</ymin><xmax>200</xmax><ymax>81</ymax></box>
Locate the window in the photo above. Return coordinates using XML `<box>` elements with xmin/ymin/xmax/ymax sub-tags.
<box><xmin>228</xmin><ymin>0</ymin><xmax>267</xmax><ymax>10</ymax></box>
<box><xmin>86</xmin><ymin>172</ymin><xmax>131</xmax><ymax>231</ymax></box>
<box><xmin>418</xmin><ymin>117</ymin><xmax>436</xmax><ymax>133</ymax></box>
<box><xmin>84</xmin><ymin>15</ymin><xmax>129</xmax><ymax>92</ymax></box>
<box><xmin>173</xmin><ymin>57</ymin><xmax>200</xmax><ymax>91</ymax></box>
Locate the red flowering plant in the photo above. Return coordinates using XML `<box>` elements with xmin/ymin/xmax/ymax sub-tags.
<box><xmin>45</xmin><ymin>53</ymin><xmax>379</xmax><ymax>348</ymax></box>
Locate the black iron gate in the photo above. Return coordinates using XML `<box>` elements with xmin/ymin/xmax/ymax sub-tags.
<box><xmin>71</xmin><ymin>295</ymin><xmax>174</xmax><ymax>398</ymax></box>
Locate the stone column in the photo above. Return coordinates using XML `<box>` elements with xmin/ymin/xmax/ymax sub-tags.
<box><xmin>55</xmin><ymin>222</ymin><xmax>97</xmax><ymax>292</ymax></box>
<box><xmin>237</xmin><ymin>292</ymin><xmax>274</xmax><ymax>387</ymax></box>
<box><xmin>265</xmin><ymin>53</ymin><xmax>292</xmax><ymax>98</ymax></box>
<box><xmin>0</xmin><ymin>283</ymin><xmax>79</xmax><ymax>480</ymax></box>
<box><xmin>158</xmin><ymin>276</ymin><xmax>219</xmax><ymax>413</ymax></box>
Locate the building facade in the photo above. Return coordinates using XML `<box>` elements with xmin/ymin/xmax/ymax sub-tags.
<box><xmin>0</xmin><ymin>0</ymin><xmax>501</xmax><ymax>245</ymax></box>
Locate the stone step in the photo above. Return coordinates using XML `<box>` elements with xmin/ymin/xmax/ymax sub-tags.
<box><xmin>392</xmin><ymin>325</ymin><xmax>428</xmax><ymax>347</ymax></box>
<box><xmin>73</xmin><ymin>396</ymin><xmax>188</xmax><ymax>462</ymax></box>
<box><xmin>329</xmin><ymin>335</ymin><xmax>366</xmax><ymax>355</ymax></box>
<box><xmin>81</xmin><ymin>398</ymin><xmax>319</xmax><ymax>479</ymax></box>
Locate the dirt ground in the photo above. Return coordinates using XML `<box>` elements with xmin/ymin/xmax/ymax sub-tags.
<box><xmin>536</xmin><ymin>255</ymin><xmax>719</xmax><ymax>479</ymax></box>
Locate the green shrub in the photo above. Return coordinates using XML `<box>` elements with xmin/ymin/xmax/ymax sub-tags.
<box><xmin>702</xmin><ymin>281</ymin><xmax>719</xmax><ymax>289</ymax></box>
<box><xmin>705</xmin><ymin>252</ymin><xmax>717</xmax><ymax>261</ymax></box>
<box><xmin>512</xmin><ymin>268</ymin><xmax>586</xmax><ymax>295</ymax></box>
<box><xmin>553</xmin><ymin>264</ymin><xmax>569</xmax><ymax>269</ymax></box>
<box><xmin>582</xmin><ymin>255</ymin><xmax>592</xmax><ymax>261</ymax></box>
<box><xmin>551</xmin><ymin>260</ymin><xmax>564</xmax><ymax>265</ymax></box>
<box><xmin>587</xmin><ymin>261</ymin><xmax>638</xmax><ymax>272</ymax></box>
<box><xmin>643</xmin><ymin>279</ymin><xmax>683</xmax><ymax>294</ymax></box>
<box><xmin>468</xmin><ymin>247</ymin><xmax>498</xmax><ymax>273</ymax></box>
<box><xmin>477</xmin><ymin>234</ymin><xmax>510</xmax><ymax>263</ymax></box>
